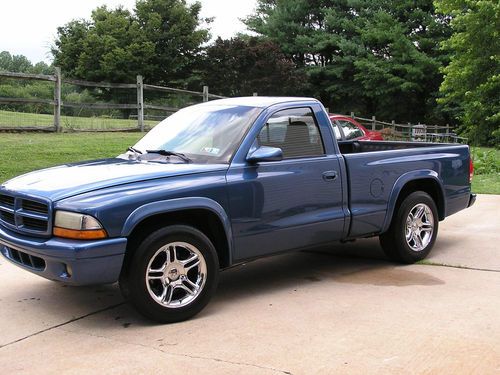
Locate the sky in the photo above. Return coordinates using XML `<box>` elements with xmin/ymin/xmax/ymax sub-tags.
<box><xmin>0</xmin><ymin>0</ymin><xmax>257</xmax><ymax>64</ymax></box>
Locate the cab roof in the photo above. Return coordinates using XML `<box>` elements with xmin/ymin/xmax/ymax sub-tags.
<box><xmin>199</xmin><ymin>96</ymin><xmax>320</xmax><ymax>108</ymax></box>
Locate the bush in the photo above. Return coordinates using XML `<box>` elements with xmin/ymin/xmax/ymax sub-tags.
<box><xmin>471</xmin><ymin>148</ymin><xmax>500</xmax><ymax>175</ymax></box>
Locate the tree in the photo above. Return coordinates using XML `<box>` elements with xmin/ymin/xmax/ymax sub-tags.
<box><xmin>199</xmin><ymin>36</ymin><xmax>307</xmax><ymax>97</ymax></box>
<box><xmin>245</xmin><ymin>0</ymin><xmax>451</xmax><ymax>123</ymax></box>
<box><xmin>436</xmin><ymin>0</ymin><xmax>500</xmax><ymax>146</ymax></box>
<box><xmin>52</xmin><ymin>0</ymin><xmax>209</xmax><ymax>85</ymax></box>
<box><xmin>134</xmin><ymin>0</ymin><xmax>210</xmax><ymax>85</ymax></box>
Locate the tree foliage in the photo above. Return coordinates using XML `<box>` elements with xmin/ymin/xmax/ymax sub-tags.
<box><xmin>199</xmin><ymin>36</ymin><xmax>307</xmax><ymax>97</ymax></box>
<box><xmin>436</xmin><ymin>0</ymin><xmax>499</xmax><ymax>146</ymax></box>
<box><xmin>0</xmin><ymin>51</ymin><xmax>52</xmax><ymax>74</ymax></box>
<box><xmin>52</xmin><ymin>0</ymin><xmax>209</xmax><ymax>85</ymax></box>
<box><xmin>245</xmin><ymin>0</ymin><xmax>451</xmax><ymax>123</ymax></box>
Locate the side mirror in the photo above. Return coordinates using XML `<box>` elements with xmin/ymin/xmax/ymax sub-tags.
<box><xmin>246</xmin><ymin>146</ymin><xmax>283</xmax><ymax>163</ymax></box>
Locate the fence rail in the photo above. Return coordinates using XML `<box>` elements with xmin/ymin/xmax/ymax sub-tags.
<box><xmin>0</xmin><ymin>71</ymin><xmax>56</xmax><ymax>82</ymax></box>
<box><xmin>0</xmin><ymin>97</ymin><xmax>55</xmax><ymax>105</ymax></box>
<box><xmin>64</xmin><ymin>78</ymin><xmax>137</xmax><ymax>89</ymax></box>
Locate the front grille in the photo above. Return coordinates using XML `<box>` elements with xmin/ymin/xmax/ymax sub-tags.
<box><xmin>0</xmin><ymin>211</ymin><xmax>15</xmax><ymax>225</ymax></box>
<box><xmin>21</xmin><ymin>200</ymin><xmax>49</xmax><ymax>214</ymax></box>
<box><xmin>0</xmin><ymin>195</ymin><xmax>14</xmax><ymax>208</ymax></box>
<box><xmin>21</xmin><ymin>217</ymin><xmax>48</xmax><ymax>231</ymax></box>
<box><xmin>1</xmin><ymin>246</ymin><xmax>46</xmax><ymax>270</ymax></box>
<box><xmin>0</xmin><ymin>193</ymin><xmax>51</xmax><ymax>236</ymax></box>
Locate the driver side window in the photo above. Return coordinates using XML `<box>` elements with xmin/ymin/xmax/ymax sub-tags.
<box><xmin>257</xmin><ymin>107</ymin><xmax>325</xmax><ymax>159</ymax></box>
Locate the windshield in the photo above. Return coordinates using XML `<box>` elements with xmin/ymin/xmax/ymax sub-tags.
<box><xmin>132</xmin><ymin>104</ymin><xmax>262</xmax><ymax>163</ymax></box>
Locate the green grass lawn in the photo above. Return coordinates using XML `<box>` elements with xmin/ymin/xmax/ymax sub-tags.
<box><xmin>470</xmin><ymin>147</ymin><xmax>500</xmax><ymax>194</ymax></box>
<box><xmin>472</xmin><ymin>174</ymin><xmax>500</xmax><ymax>195</ymax></box>
<box><xmin>0</xmin><ymin>133</ymin><xmax>498</xmax><ymax>194</ymax></box>
<box><xmin>0</xmin><ymin>133</ymin><xmax>143</xmax><ymax>183</ymax></box>
<box><xmin>0</xmin><ymin>110</ymin><xmax>157</xmax><ymax>130</ymax></box>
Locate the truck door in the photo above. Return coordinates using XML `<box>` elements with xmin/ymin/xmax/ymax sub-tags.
<box><xmin>226</xmin><ymin>106</ymin><xmax>345</xmax><ymax>261</ymax></box>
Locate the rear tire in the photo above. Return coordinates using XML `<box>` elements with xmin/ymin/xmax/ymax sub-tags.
<box><xmin>120</xmin><ymin>225</ymin><xmax>219</xmax><ymax>323</ymax></box>
<box><xmin>380</xmin><ymin>191</ymin><xmax>438</xmax><ymax>264</ymax></box>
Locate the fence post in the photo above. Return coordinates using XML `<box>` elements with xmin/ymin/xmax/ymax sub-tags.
<box><xmin>350</xmin><ymin>112</ymin><xmax>354</xmax><ymax>118</ymax></box>
<box><xmin>253</xmin><ymin>92</ymin><xmax>258</xmax><ymax>96</ymax></box>
<box><xmin>391</xmin><ymin>120</ymin><xmax>395</xmax><ymax>139</ymax></box>
<box><xmin>371</xmin><ymin>116</ymin><xmax>376</xmax><ymax>131</ymax></box>
<box><xmin>54</xmin><ymin>67</ymin><xmax>61</xmax><ymax>132</ymax></box>
<box><xmin>445</xmin><ymin>124</ymin><xmax>450</xmax><ymax>142</ymax></box>
<box><xmin>137</xmin><ymin>75</ymin><xmax>144</xmax><ymax>132</ymax></box>
<box><xmin>203</xmin><ymin>86</ymin><xmax>209</xmax><ymax>102</ymax></box>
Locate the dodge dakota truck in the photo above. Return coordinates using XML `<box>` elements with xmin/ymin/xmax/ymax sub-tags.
<box><xmin>0</xmin><ymin>97</ymin><xmax>475</xmax><ymax>322</ymax></box>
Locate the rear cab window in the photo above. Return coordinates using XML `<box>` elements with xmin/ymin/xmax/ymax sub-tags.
<box><xmin>257</xmin><ymin>107</ymin><xmax>325</xmax><ymax>159</ymax></box>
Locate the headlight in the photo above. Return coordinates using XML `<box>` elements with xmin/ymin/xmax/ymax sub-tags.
<box><xmin>53</xmin><ymin>211</ymin><xmax>107</xmax><ymax>240</ymax></box>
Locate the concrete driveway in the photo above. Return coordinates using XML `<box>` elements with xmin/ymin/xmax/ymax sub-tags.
<box><xmin>0</xmin><ymin>195</ymin><xmax>499</xmax><ymax>374</ymax></box>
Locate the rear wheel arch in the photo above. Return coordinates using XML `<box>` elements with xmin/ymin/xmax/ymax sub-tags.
<box><xmin>380</xmin><ymin>190</ymin><xmax>439</xmax><ymax>263</ymax></box>
<box><xmin>383</xmin><ymin>174</ymin><xmax>445</xmax><ymax>234</ymax></box>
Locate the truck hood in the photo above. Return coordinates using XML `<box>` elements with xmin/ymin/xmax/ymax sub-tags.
<box><xmin>1</xmin><ymin>158</ymin><xmax>228</xmax><ymax>201</ymax></box>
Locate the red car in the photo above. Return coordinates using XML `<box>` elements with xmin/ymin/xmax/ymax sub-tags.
<box><xmin>329</xmin><ymin>114</ymin><xmax>384</xmax><ymax>141</ymax></box>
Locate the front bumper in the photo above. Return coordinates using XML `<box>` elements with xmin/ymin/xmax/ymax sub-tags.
<box><xmin>468</xmin><ymin>193</ymin><xmax>477</xmax><ymax>208</ymax></box>
<box><xmin>0</xmin><ymin>225</ymin><xmax>127</xmax><ymax>285</ymax></box>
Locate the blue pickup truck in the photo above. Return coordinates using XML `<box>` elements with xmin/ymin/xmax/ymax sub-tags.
<box><xmin>0</xmin><ymin>97</ymin><xmax>475</xmax><ymax>322</ymax></box>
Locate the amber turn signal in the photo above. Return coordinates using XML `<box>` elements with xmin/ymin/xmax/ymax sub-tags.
<box><xmin>53</xmin><ymin>227</ymin><xmax>107</xmax><ymax>240</ymax></box>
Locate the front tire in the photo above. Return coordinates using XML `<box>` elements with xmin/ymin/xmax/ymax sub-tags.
<box><xmin>380</xmin><ymin>191</ymin><xmax>438</xmax><ymax>263</ymax></box>
<box><xmin>121</xmin><ymin>225</ymin><xmax>219</xmax><ymax>323</ymax></box>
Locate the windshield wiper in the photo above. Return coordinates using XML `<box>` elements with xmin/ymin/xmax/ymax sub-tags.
<box><xmin>146</xmin><ymin>149</ymin><xmax>192</xmax><ymax>163</ymax></box>
<box><xmin>127</xmin><ymin>146</ymin><xmax>143</xmax><ymax>155</ymax></box>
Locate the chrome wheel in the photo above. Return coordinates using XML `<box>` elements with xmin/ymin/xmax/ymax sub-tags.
<box><xmin>146</xmin><ymin>241</ymin><xmax>207</xmax><ymax>308</ymax></box>
<box><xmin>405</xmin><ymin>203</ymin><xmax>434</xmax><ymax>252</ymax></box>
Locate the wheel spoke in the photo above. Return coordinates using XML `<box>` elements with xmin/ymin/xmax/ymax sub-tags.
<box><xmin>414</xmin><ymin>233</ymin><xmax>423</xmax><ymax>249</ymax></box>
<box><xmin>148</xmin><ymin>265</ymin><xmax>165</xmax><ymax>281</ymax></box>
<box><xmin>183</xmin><ymin>254</ymin><xmax>201</xmax><ymax>271</ymax></box>
<box><xmin>161</xmin><ymin>284</ymin><xmax>175</xmax><ymax>304</ymax></box>
<box><xmin>148</xmin><ymin>274</ymin><xmax>164</xmax><ymax>280</ymax></box>
<box><xmin>414</xmin><ymin>205</ymin><xmax>425</xmax><ymax>219</ymax></box>
<box><xmin>166</xmin><ymin>245</ymin><xmax>177</xmax><ymax>263</ymax></box>
<box><xmin>406</xmin><ymin>227</ymin><xmax>412</xmax><ymax>240</ymax></box>
<box><xmin>180</xmin><ymin>281</ymin><xmax>196</xmax><ymax>296</ymax></box>
<box><xmin>181</xmin><ymin>253</ymin><xmax>198</xmax><ymax>266</ymax></box>
<box><xmin>184</xmin><ymin>277</ymin><xmax>199</xmax><ymax>293</ymax></box>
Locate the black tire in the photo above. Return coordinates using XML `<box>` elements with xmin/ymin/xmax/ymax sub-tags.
<box><xmin>379</xmin><ymin>191</ymin><xmax>439</xmax><ymax>264</ymax></box>
<box><xmin>120</xmin><ymin>225</ymin><xmax>219</xmax><ymax>323</ymax></box>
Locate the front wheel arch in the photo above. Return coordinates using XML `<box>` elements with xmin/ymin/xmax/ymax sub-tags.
<box><xmin>121</xmin><ymin>208</ymin><xmax>232</xmax><ymax>281</ymax></box>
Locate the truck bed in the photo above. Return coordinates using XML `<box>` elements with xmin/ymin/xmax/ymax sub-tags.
<box><xmin>338</xmin><ymin>141</ymin><xmax>471</xmax><ymax>239</ymax></box>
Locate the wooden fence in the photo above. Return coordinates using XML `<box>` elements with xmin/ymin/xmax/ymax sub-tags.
<box><xmin>347</xmin><ymin>113</ymin><xmax>467</xmax><ymax>143</ymax></box>
<box><xmin>0</xmin><ymin>69</ymin><xmax>226</xmax><ymax>132</ymax></box>
<box><xmin>0</xmin><ymin>69</ymin><xmax>465</xmax><ymax>143</ymax></box>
